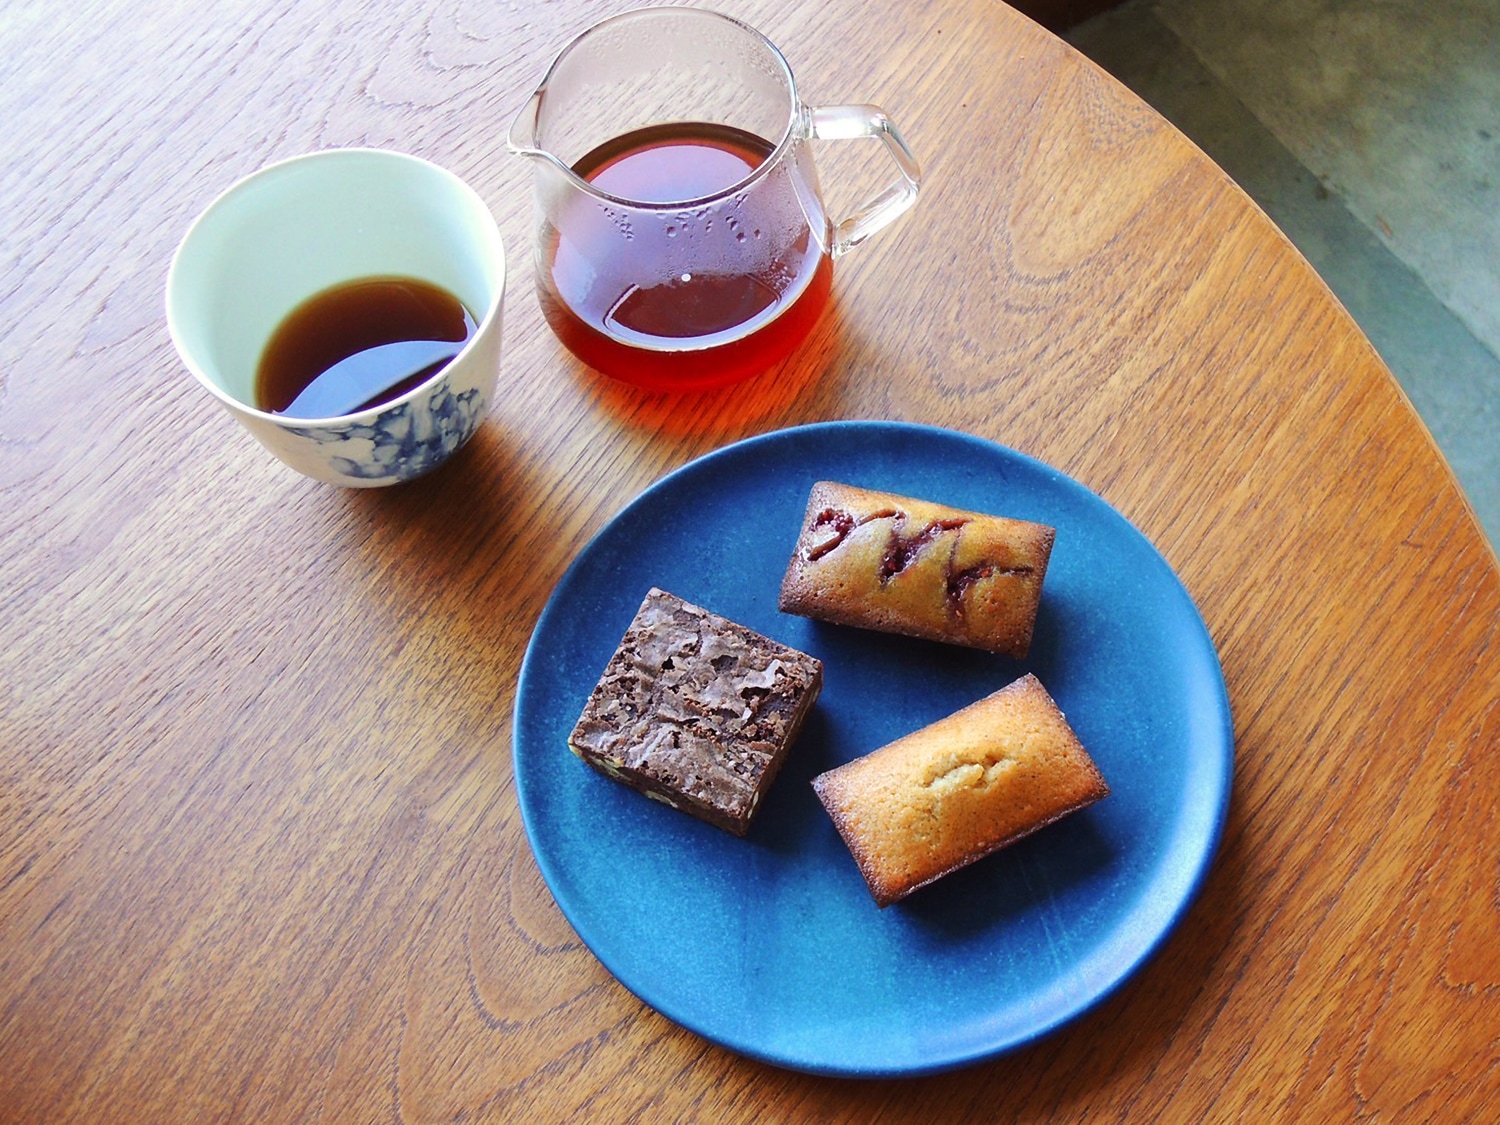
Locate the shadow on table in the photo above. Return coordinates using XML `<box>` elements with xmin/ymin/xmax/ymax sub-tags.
<box><xmin>334</xmin><ymin>421</ymin><xmax>562</xmax><ymax>672</ymax></box>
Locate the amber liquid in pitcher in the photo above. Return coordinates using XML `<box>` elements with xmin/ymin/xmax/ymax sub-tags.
<box><xmin>539</xmin><ymin>122</ymin><xmax>832</xmax><ymax>391</ymax></box>
<box><xmin>256</xmin><ymin>275</ymin><xmax>476</xmax><ymax>418</ymax></box>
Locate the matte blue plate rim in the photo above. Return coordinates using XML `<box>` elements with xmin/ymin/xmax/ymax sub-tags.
<box><xmin>512</xmin><ymin>420</ymin><xmax>1234</xmax><ymax>1078</ymax></box>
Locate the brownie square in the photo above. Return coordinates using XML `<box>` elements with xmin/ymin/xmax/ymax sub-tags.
<box><xmin>567</xmin><ymin>588</ymin><xmax>823</xmax><ymax>836</ymax></box>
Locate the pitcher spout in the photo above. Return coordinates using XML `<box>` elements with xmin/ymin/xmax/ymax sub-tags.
<box><xmin>506</xmin><ymin>88</ymin><xmax>581</xmax><ymax>193</ymax></box>
<box><xmin>505</xmin><ymin>89</ymin><xmax>545</xmax><ymax>160</ymax></box>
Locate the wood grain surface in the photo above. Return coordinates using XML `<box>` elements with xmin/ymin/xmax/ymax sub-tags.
<box><xmin>3</xmin><ymin>0</ymin><xmax>1497</xmax><ymax>1122</ymax></box>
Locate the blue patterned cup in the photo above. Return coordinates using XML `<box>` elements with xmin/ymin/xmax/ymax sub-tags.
<box><xmin>166</xmin><ymin>149</ymin><xmax>505</xmax><ymax>487</ymax></box>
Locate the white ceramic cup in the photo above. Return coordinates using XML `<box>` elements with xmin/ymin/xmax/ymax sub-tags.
<box><xmin>166</xmin><ymin>149</ymin><xmax>506</xmax><ymax>487</ymax></box>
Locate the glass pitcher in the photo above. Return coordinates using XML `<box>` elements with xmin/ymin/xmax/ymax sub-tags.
<box><xmin>507</xmin><ymin>6</ymin><xmax>921</xmax><ymax>391</ymax></box>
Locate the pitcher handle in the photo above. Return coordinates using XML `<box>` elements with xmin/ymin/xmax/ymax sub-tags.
<box><xmin>806</xmin><ymin>104</ymin><xmax>922</xmax><ymax>258</ymax></box>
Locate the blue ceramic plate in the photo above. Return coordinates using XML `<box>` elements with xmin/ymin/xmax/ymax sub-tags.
<box><xmin>513</xmin><ymin>421</ymin><xmax>1232</xmax><ymax>1077</ymax></box>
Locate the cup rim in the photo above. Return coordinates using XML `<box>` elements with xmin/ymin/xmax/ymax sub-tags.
<box><xmin>506</xmin><ymin>6</ymin><xmax>801</xmax><ymax>211</ymax></box>
<box><xmin>165</xmin><ymin>147</ymin><xmax>505</xmax><ymax>429</ymax></box>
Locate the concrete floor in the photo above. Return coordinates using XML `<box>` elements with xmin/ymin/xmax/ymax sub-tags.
<box><xmin>1067</xmin><ymin>0</ymin><xmax>1500</xmax><ymax>547</ymax></box>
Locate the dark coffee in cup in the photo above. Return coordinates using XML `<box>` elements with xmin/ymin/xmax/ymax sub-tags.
<box><xmin>256</xmin><ymin>275</ymin><xmax>477</xmax><ymax>418</ymax></box>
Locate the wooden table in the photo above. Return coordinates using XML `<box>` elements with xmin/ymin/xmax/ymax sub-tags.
<box><xmin>4</xmin><ymin>0</ymin><xmax>1497</xmax><ymax>1121</ymax></box>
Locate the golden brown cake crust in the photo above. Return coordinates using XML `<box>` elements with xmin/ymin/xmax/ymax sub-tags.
<box><xmin>778</xmin><ymin>481</ymin><xmax>1055</xmax><ymax>657</ymax></box>
<box><xmin>812</xmin><ymin>674</ymin><xmax>1108</xmax><ymax>906</ymax></box>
